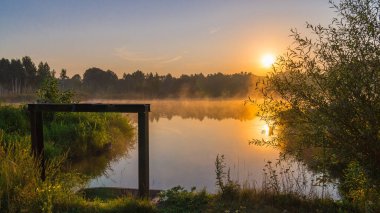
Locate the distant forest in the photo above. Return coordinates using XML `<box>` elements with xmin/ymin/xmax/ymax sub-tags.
<box><xmin>0</xmin><ymin>56</ymin><xmax>263</xmax><ymax>99</ymax></box>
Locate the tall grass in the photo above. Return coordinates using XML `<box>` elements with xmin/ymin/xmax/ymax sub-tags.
<box><xmin>0</xmin><ymin>136</ymin><xmax>155</xmax><ymax>212</ymax></box>
<box><xmin>157</xmin><ymin>155</ymin><xmax>359</xmax><ymax>212</ymax></box>
<box><xmin>0</xmin><ymin>137</ymin><xmax>83</xmax><ymax>212</ymax></box>
<box><xmin>0</xmin><ymin>104</ymin><xmax>29</xmax><ymax>146</ymax></box>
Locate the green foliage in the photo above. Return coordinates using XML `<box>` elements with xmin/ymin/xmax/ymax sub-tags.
<box><xmin>0</xmin><ymin>142</ymin><xmax>355</xmax><ymax>212</ymax></box>
<box><xmin>0</xmin><ymin>102</ymin><xmax>134</xmax><ymax>180</ymax></box>
<box><xmin>212</xmin><ymin>155</ymin><xmax>357</xmax><ymax>212</ymax></box>
<box><xmin>215</xmin><ymin>154</ymin><xmax>240</xmax><ymax>200</ymax></box>
<box><xmin>0</xmin><ymin>104</ymin><xmax>134</xmax><ymax>164</ymax></box>
<box><xmin>0</xmin><ymin>104</ymin><xmax>28</xmax><ymax>135</ymax></box>
<box><xmin>44</xmin><ymin>112</ymin><xmax>134</xmax><ymax>160</ymax></box>
<box><xmin>253</xmin><ymin>0</ymin><xmax>380</xmax><ymax>208</ymax></box>
<box><xmin>0</xmin><ymin>138</ymin><xmax>155</xmax><ymax>212</ymax></box>
<box><xmin>0</xmin><ymin>138</ymin><xmax>84</xmax><ymax>212</ymax></box>
<box><xmin>55</xmin><ymin>196</ymin><xmax>156</xmax><ymax>213</ymax></box>
<box><xmin>36</xmin><ymin>77</ymin><xmax>75</xmax><ymax>103</ymax></box>
<box><xmin>339</xmin><ymin>161</ymin><xmax>380</xmax><ymax>211</ymax></box>
<box><xmin>0</xmin><ymin>105</ymin><xmax>29</xmax><ymax>148</ymax></box>
<box><xmin>34</xmin><ymin>76</ymin><xmax>135</xmax><ymax>161</ymax></box>
<box><xmin>157</xmin><ymin>183</ymin><xmax>352</xmax><ymax>212</ymax></box>
<box><xmin>158</xmin><ymin>186</ymin><xmax>210</xmax><ymax>213</ymax></box>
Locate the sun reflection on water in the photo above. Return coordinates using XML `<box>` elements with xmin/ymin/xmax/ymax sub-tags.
<box><xmin>261</xmin><ymin>123</ymin><xmax>270</xmax><ymax>136</ymax></box>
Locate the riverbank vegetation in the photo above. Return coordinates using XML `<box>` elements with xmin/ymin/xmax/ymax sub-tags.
<box><xmin>0</xmin><ymin>77</ymin><xmax>153</xmax><ymax>212</ymax></box>
<box><xmin>0</xmin><ymin>139</ymin><xmax>357</xmax><ymax>212</ymax></box>
<box><xmin>156</xmin><ymin>156</ymin><xmax>356</xmax><ymax>212</ymax></box>
<box><xmin>0</xmin><ymin>104</ymin><xmax>134</xmax><ymax>161</ymax></box>
<box><xmin>0</xmin><ymin>77</ymin><xmax>135</xmax><ymax>178</ymax></box>
<box><xmin>0</xmin><ymin>139</ymin><xmax>156</xmax><ymax>212</ymax></box>
<box><xmin>252</xmin><ymin>0</ymin><xmax>380</xmax><ymax>211</ymax></box>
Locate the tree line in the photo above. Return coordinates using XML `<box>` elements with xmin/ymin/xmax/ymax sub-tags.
<box><xmin>0</xmin><ymin>56</ymin><xmax>52</xmax><ymax>95</ymax></box>
<box><xmin>0</xmin><ymin>56</ymin><xmax>262</xmax><ymax>99</ymax></box>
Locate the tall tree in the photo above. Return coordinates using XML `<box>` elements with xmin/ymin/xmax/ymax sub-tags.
<box><xmin>0</xmin><ymin>58</ymin><xmax>11</xmax><ymax>94</ymax></box>
<box><xmin>22</xmin><ymin>56</ymin><xmax>37</xmax><ymax>91</ymax></box>
<box><xmin>83</xmin><ymin>67</ymin><xmax>118</xmax><ymax>93</ymax></box>
<box><xmin>36</xmin><ymin>62</ymin><xmax>52</xmax><ymax>86</ymax></box>
<box><xmin>9</xmin><ymin>59</ymin><xmax>25</xmax><ymax>94</ymax></box>
<box><xmin>59</xmin><ymin>69</ymin><xmax>68</xmax><ymax>80</ymax></box>
<box><xmin>256</xmin><ymin>0</ymin><xmax>380</xmax><ymax>206</ymax></box>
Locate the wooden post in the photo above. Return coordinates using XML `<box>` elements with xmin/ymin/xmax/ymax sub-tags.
<box><xmin>138</xmin><ymin>111</ymin><xmax>149</xmax><ymax>198</ymax></box>
<box><xmin>30</xmin><ymin>110</ymin><xmax>45</xmax><ymax>180</ymax></box>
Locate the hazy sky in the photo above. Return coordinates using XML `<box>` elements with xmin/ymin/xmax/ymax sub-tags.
<box><xmin>0</xmin><ymin>0</ymin><xmax>335</xmax><ymax>77</ymax></box>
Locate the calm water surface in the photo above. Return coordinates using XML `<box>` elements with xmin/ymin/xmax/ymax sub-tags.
<box><xmin>84</xmin><ymin>100</ymin><xmax>276</xmax><ymax>192</ymax></box>
<box><xmin>84</xmin><ymin>100</ymin><xmax>337</xmax><ymax>196</ymax></box>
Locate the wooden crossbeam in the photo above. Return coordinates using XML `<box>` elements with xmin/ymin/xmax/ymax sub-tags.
<box><xmin>28</xmin><ymin>103</ymin><xmax>150</xmax><ymax>198</ymax></box>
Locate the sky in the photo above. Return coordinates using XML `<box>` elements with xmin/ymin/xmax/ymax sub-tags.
<box><xmin>0</xmin><ymin>0</ymin><xmax>335</xmax><ymax>78</ymax></box>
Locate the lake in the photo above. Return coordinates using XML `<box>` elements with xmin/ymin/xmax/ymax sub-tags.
<box><xmin>82</xmin><ymin>99</ymin><xmax>337</xmax><ymax>196</ymax></box>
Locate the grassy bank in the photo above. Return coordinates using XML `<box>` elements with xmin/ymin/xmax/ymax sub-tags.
<box><xmin>0</xmin><ymin>124</ymin><xmax>361</xmax><ymax>212</ymax></box>
<box><xmin>156</xmin><ymin>186</ymin><xmax>353</xmax><ymax>213</ymax></box>
<box><xmin>0</xmin><ymin>142</ymin><xmax>354</xmax><ymax>212</ymax></box>
<box><xmin>0</xmin><ymin>104</ymin><xmax>154</xmax><ymax>212</ymax></box>
<box><xmin>0</xmin><ymin>138</ymin><xmax>155</xmax><ymax>213</ymax></box>
<box><xmin>0</xmin><ymin>104</ymin><xmax>134</xmax><ymax>161</ymax></box>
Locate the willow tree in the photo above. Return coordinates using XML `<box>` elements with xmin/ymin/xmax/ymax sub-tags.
<box><xmin>256</xmin><ymin>0</ymin><xmax>380</xmax><ymax>205</ymax></box>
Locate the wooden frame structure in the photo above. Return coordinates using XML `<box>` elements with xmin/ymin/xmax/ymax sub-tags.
<box><xmin>28</xmin><ymin>103</ymin><xmax>150</xmax><ymax>198</ymax></box>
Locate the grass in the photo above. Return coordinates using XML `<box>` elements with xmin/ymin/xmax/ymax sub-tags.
<box><xmin>54</xmin><ymin>196</ymin><xmax>156</xmax><ymax>213</ymax></box>
<box><xmin>0</xmin><ymin>137</ymin><xmax>358</xmax><ymax>212</ymax></box>
<box><xmin>155</xmin><ymin>154</ymin><xmax>358</xmax><ymax>213</ymax></box>
<box><xmin>0</xmin><ymin>136</ymin><xmax>155</xmax><ymax>213</ymax></box>
<box><xmin>155</xmin><ymin>185</ymin><xmax>357</xmax><ymax>213</ymax></box>
<box><xmin>43</xmin><ymin>111</ymin><xmax>134</xmax><ymax>160</ymax></box>
<box><xmin>0</xmin><ymin>104</ymin><xmax>136</xmax><ymax>180</ymax></box>
<box><xmin>0</xmin><ymin>134</ymin><xmax>363</xmax><ymax>212</ymax></box>
<box><xmin>0</xmin><ymin>104</ymin><xmax>154</xmax><ymax>212</ymax></box>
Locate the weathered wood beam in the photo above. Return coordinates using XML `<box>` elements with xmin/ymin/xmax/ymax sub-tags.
<box><xmin>138</xmin><ymin>111</ymin><xmax>150</xmax><ymax>198</ymax></box>
<box><xmin>30</xmin><ymin>110</ymin><xmax>45</xmax><ymax>180</ymax></box>
<box><xmin>28</xmin><ymin>104</ymin><xmax>150</xmax><ymax>113</ymax></box>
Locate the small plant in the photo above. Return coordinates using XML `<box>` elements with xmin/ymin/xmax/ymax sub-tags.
<box><xmin>158</xmin><ymin>186</ymin><xmax>210</xmax><ymax>213</ymax></box>
<box><xmin>36</xmin><ymin>77</ymin><xmax>75</xmax><ymax>104</ymax></box>
<box><xmin>215</xmin><ymin>154</ymin><xmax>241</xmax><ymax>202</ymax></box>
<box><xmin>339</xmin><ymin>161</ymin><xmax>380</xmax><ymax>212</ymax></box>
<box><xmin>215</xmin><ymin>154</ymin><xmax>226</xmax><ymax>191</ymax></box>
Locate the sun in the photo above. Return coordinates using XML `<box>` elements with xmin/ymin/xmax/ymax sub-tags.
<box><xmin>261</xmin><ymin>54</ymin><xmax>276</xmax><ymax>68</ymax></box>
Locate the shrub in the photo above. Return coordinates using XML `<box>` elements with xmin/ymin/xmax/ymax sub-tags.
<box><xmin>0</xmin><ymin>105</ymin><xmax>28</xmax><ymax>134</ymax></box>
<box><xmin>158</xmin><ymin>186</ymin><xmax>210</xmax><ymax>213</ymax></box>
<box><xmin>44</xmin><ymin>112</ymin><xmax>134</xmax><ymax>160</ymax></box>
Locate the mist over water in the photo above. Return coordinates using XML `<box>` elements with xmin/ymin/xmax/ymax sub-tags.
<box><xmin>80</xmin><ymin>99</ymin><xmax>337</xmax><ymax>197</ymax></box>
<box><xmin>84</xmin><ymin>99</ymin><xmax>258</xmax><ymax>121</ymax></box>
